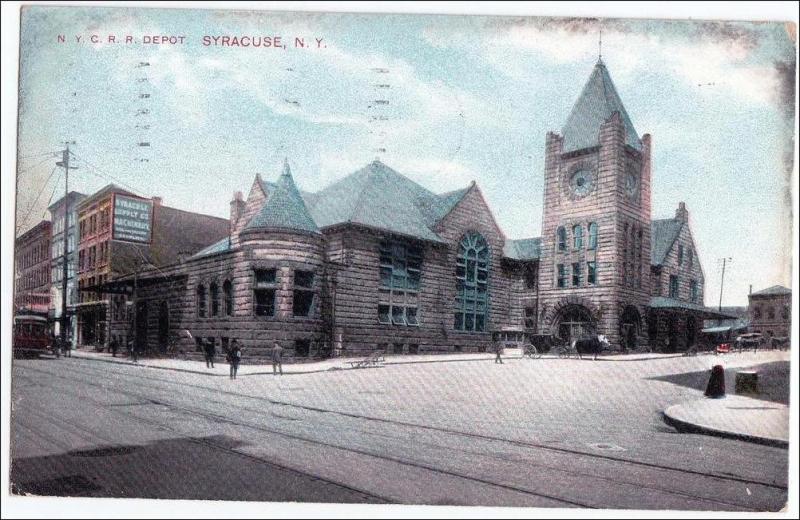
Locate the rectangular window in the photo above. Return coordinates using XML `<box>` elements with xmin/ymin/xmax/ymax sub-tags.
<box><xmin>572</xmin><ymin>262</ymin><xmax>581</xmax><ymax>287</ymax></box>
<box><xmin>255</xmin><ymin>289</ymin><xmax>275</xmax><ymax>316</ymax></box>
<box><xmin>678</xmin><ymin>245</ymin><xmax>684</xmax><ymax>266</ymax></box>
<box><xmin>587</xmin><ymin>261</ymin><xmax>597</xmax><ymax>285</ymax></box>
<box><xmin>524</xmin><ymin>264</ymin><xmax>537</xmax><ymax>290</ymax></box>
<box><xmin>295</xmin><ymin>339</ymin><xmax>310</xmax><ymax>357</ymax></box>
<box><xmin>379</xmin><ymin>240</ymin><xmax>423</xmax><ymax>326</ymax></box>
<box><xmin>524</xmin><ymin>306</ymin><xmax>535</xmax><ymax>329</ymax></box>
<box><xmin>557</xmin><ymin>264</ymin><xmax>567</xmax><ymax>288</ymax></box>
<box><xmin>669</xmin><ymin>275</ymin><xmax>679</xmax><ymax>299</ymax></box>
<box><xmin>690</xmin><ymin>280</ymin><xmax>698</xmax><ymax>303</ymax></box>
<box><xmin>254</xmin><ymin>268</ymin><xmax>277</xmax><ymax>316</ymax></box>
<box><xmin>688</xmin><ymin>248</ymin><xmax>693</xmax><ymax>269</ymax></box>
<box><xmin>293</xmin><ymin>270</ymin><xmax>315</xmax><ymax>317</ymax></box>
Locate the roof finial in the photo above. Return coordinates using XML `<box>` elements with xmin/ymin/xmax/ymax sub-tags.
<box><xmin>282</xmin><ymin>157</ymin><xmax>291</xmax><ymax>176</ymax></box>
<box><xmin>598</xmin><ymin>27</ymin><xmax>603</xmax><ymax>62</ymax></box>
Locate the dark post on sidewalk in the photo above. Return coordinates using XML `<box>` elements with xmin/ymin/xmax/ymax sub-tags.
<box><xmin>705</xmin><ymin>365</ymin><xmax>726</xmax><ymax>398</ymax></box>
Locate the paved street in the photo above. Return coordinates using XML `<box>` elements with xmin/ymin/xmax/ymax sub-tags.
<box><xmin>9</xmin><ymin>351</ymin><xmax>790</xmax><ymax>510</ymax></box>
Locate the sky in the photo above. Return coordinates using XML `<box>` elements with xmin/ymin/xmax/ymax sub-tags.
<box><xmin>13</xmin><ymin>5</ymin><xmax>797</xmax><ymax>307</ymax></box>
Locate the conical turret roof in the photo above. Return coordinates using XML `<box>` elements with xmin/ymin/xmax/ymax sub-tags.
<box><xmin>245</xmin><ymin>160</ymin><xmax>320</xmax><ymax>233</ymax></box>
<box><xmin>561</xmin><ymin>60</ymin><xmax>641</xmax><ymax>153</ymax></box>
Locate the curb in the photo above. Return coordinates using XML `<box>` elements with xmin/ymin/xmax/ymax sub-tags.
<box><xmin>662</xmin><ymin>406</ymin><xmax>789</xmax><ymax>449</ymax></box>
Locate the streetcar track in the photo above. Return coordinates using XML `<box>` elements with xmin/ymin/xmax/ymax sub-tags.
<box><xmin>30</xmin><ymin>359</ymin><xmax>787</xmax><ymax>492</ymax></box>
<box><xmin>13</xmin><ymin>387</ymin><xmax>389</xmax><ymax>504</ymax></box>
<box><xmin>22</xmin><ymin>364</ymin><xmax>595</xmax><ymax>508</ymax></box>
<box><xmin>19</xmin><ymin>364</ymin><xmax>782</xmax><ymax>510</ymax></box>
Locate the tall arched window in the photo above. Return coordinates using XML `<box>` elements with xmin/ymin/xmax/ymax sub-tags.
<box><xmin>573</xmin><ymin>225</ymin><xmax>583</xmax><ymax>249</ymax></box>
<box><xmin>197</xmin><ymin>284</ymin><xmax>207</xmax><ymax>318</ymax></box>
<box><xmin>454</xmin><ymin>233</ymin><xmax>489</xmax><ymax>332</ymax></box>
<box><xmin>223</xmin><ymin>280</ymin><xmax>233</xmax><ymax>316</ymax></box>
<box><xmin>210</xmin><ymin>282</ymin><xmax>219</xmax><ymax>317</ymax></box>
<box><xmin>588</xmin><ymin>222</ymin><xmax>598</xmax><ymax>250</ymax></box>
<box><xmin>557</xmin><ymin>226</ymin><xmax>567</xmax><ymax>252</ymax></box>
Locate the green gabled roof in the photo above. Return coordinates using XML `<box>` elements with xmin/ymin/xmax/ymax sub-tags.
<box><xmin>651</xmin><ymin>218</ymin><xmax>684</xmax><ymax>266</ymax></box>
<box><xmin>191</xmin><ymin>236</ymin><xmax>232</xmax><ymax>259</ymax></box>
<box><xmin>246</xmin><ymin>161</ymin><xmax>320</xmax><ymax>234</ymax></box>
<box><xmin>562</xmin><ymin>60</ymin><xmax>641</xmax><ymax>153</ymax></box>
<box><xmin>304</xmin><ymin>160</ymin><xmax>465</xmax><ymax>243</ymax></box>
<box><xmin>503</xmin><ymin>237</ymin><xmax>542</xmax><ymax>260</ymax></box>
<box><xmin>751</xmin><ymin>285</ymin><xmax>791</xmax><ymax>296</ymax></box>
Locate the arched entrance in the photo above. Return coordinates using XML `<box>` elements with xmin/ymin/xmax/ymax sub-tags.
<box><xmin>554</xmin><ymin>304</ymin><xmax>596</xmax><ymax>345</ymax></box>
<box><xmin>619</xmin><ymin>306</ymin><xmax>641</xmax><ymax>351</ymax></box>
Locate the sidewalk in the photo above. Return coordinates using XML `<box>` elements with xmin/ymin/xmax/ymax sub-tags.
<box><xmin>70</xmin><ymin>348</ymin><xmax>697</xmax><ymax>377</ymax></box>
<box><xmin>70</xmin><ymin>348</ymin><xmax>517</xmax><ymax>376</ymax></box>
<box><xmin>663</xmin><ymin>395</ymin><xmax>789</xmax><ymax>448</ymax></box>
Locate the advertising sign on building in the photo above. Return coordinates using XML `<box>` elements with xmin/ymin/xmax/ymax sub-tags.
<box><xmin>113</xmin><ymin>195</ymin><xmax>152</xmax><ymax>243</ymax></box>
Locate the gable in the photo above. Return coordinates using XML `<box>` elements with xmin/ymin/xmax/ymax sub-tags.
<box><xmin>435</xmin><ymin>183</ymin><xmax>506</xmax><ymax>246</ymax></box>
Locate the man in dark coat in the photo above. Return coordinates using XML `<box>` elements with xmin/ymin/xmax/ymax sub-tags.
<box><xmin>228</xmin><ymin>339</ymin><xmax>242</xmax><ymax>379</ymax></box>
<box><xmin>272</xmin><ymin>341</ymin><xmax>283</xmax><ymax>375</ymax></box>
<box><xmin>204</xmin><ymin>339</ymin><xmax>216</xmax><ymax>369</ymax></box>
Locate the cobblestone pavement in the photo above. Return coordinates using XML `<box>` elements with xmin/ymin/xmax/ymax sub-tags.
<box><xmin>9</xmin><ymin>350</ymin><xmax>790</xmax><ymax>512</ymax></box>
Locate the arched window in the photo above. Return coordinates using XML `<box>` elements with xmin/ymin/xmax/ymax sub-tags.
<box><xmin>782</xmin><ymin>305</ymin><xmax>789</xmax><ymax>320</ymax></box>
<box><xmin>454</xmin><ymin>233</ymin><xmax>489</xmax><ymax>332</ymax></box>
<box><xmin>753</xmin><ymin>306</ymin><xmax>762</xmax><ymax>320</ymax></box>
<box><xmin>588</xmin><ymin>222</ymin><xmax>598</xmax><ymax>250</ymax></box>
<box><xmin>573</xmin><ymin>225</ymin><xmax>583</xmax><ymax>249</ymax></box>
<box><xmin>210</xmin><ymin>282</ymin><xmax>219</xmax><ymax>317</ymax></box>
<box><xmin>223</xmin><ymin>280</ymin><xmax>233</xmax><ymax>316</ymax></box>
<box><xmin>197</xmin><ymin>284</ymin><xmax>206</xmax><ymax>318</ymax></box>
<box><xmin>557</xmin><ymin>226</ymin><xmax>566</xmax><ymax>252</ymax></box>
<box><xmin>767</xmin><ymin>306</ymin><xmax>775</xmax><ymax>320</ymax></box>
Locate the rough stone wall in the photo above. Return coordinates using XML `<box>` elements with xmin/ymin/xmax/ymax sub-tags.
<box><xmin>538</xmin><ymin>115</ymin><xmax>652</xmax><ymax>349</ymax></box>
<box><xmin>652</xmin><ymin>219</ymin><xmax>706</xmax><ymax>305</ymax></box>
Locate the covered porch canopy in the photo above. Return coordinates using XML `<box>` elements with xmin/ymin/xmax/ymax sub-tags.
<box><xmin>78</xmin><ymin>273</ymin><xmax>186</xmax><ymax>296</ymax></box>
<box><xmin>648</xmin><ymin>297</ymin><xmax>740</xmax><ymax>320</ymax></box>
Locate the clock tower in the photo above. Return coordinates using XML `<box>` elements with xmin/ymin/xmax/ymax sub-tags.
<box><xmin>538</xmin><ymin>59</ymin><xmax>652</xmax><ymax>350</ymax></box>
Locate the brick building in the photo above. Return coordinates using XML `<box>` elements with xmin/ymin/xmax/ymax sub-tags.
<box><xmin>101</xmin><ymin>60</ymin><xmax>729</xmax><ymax>360</ymax></box>
<box><xmin>14</xmin><ymin>220</ymin><xmax>52</xmax><ymax>315</ymax></box>
<box><xmin>48</xmin><ymin>191</ymin><xmax>86</xmax><ymax>341</ymax></box>
<box><xmin>75</xmin><ymin>184</ymin><xmax>229</xmax><ymax>348</ymax></box>
<box><xmin>748</xmin><ymin>285</ymin><xmax>791</xmax><ymax>339</ymax></box>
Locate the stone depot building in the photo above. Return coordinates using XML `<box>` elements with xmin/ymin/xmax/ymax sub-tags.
<box><xmin>102</xmin><ymin>60</ymin><xmax>727</xmax><ymax>361</ymax></box>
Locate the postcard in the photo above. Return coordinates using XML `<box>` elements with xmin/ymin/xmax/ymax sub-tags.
<box><xmin>4</xmin><ymin>2</ymin><xmax>798</xmax><ymax>517</ymax></box>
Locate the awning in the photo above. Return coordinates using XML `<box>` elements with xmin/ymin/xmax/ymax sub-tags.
<box><xmin>701</xmin><ymin>326</ymin><xmax>731</xmax><ymax>334</ymax></box>
<box><xmin>79</xmin><ymin>274</ymin><xmax>186</xmax><ymax>295</ymax></box>
<box><xmin>649</xmin><ymin>297</ymin><xmax>739</xmax><ymax>320</ymax></box>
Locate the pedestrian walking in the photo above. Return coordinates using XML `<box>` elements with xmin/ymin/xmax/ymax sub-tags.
<box><xmin>271</xmin><ymin>341</ymin><xmax>283</xmax><ymax>376</ymax></box>
<box><xmin>494</xmin><ymin>341</ymin><xmax>504</xmax><ymax>364</ymax></box>
<box><xmin>128</xmin><ymin>337</ymin><xmax>138</xmax><ymax>363</ymax></box>
<box><xmin>110</xmin><ymin>337</ymin><xmax>119</xmax><ymax>357</ymax></box>
<box><xmin>204</xmin><ymin>339</ymin><xmax>216</xmax><ymax>369</ymax></box>
<box><xmin>63</xmin><ymin>338</ymin><xmax>72</xmax><ymax>357</ymax></box>
<box><xmin>228</xmin><ymin>339</ymin><xmax>242</xmax><ymax>379</ymax></box>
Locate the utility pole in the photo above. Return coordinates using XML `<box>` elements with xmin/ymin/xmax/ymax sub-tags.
<box><xmin>718</xmin><ymin>257</ymin><xmax>732</xmax><ymax>312</ymax></box>
<box><xmin>56</xmin><ymin>142</ymin><xmax>77</xmax><ymax>346</ymax></box>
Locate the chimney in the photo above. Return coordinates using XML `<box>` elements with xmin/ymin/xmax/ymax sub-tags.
<box><xmin>230</xmin><ymin>191</ymin><xmax>245</xmax><ymax>235</ymax></box>
<box><xmin>152</xmin><ymin>196</ymin><xmax>163</xmax><ymax>206</ymax></box>
<box><xmin>675</xmin><ymin>202</ymin><xmax>688</xmax><ymax>222</ymax></box>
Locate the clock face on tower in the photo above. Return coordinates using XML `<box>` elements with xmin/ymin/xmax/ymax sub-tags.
<box><xmin>569</xmin><ymin>168</ymin><xmax>595</xmax><ymax>198</ymax></box>
<box><xmin>625</xmin><ymin>167</ymin><xmax>639</xmax><ymax>199</ymax></box>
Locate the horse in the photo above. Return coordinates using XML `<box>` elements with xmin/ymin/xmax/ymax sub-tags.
<box><xmin>572</xmin><ymin>334</ymin><xmax>610</xmax><ymax>360</ymax></box>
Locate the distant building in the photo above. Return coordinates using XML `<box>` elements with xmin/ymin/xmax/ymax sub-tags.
<box><xmin>748</xmin><ymin>285</ymin><xmax>791</xmax><ymax>339</ymax></box>
<box><xmin>702</xmin><ymin>306</ymin><xmax>749</xmax><ymax>343</ymax></box>
<box><xmin>48</xmin><ymin>191</ymin><xmax>86</xmax><ymax>341</ymax></box>
<box><xmin>14</xmin><ymin>220</ymin><xmax>52</xmax><ymax>315</ymax></box>
<box><xmin>75</xmin><ymin>184</ymin><xmax>229</xmax><ymax>348</ymax></box>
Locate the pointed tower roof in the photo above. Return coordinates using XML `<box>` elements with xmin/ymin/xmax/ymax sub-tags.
<box><xmin>245</xmin><ymin>160</ymin><xmax>320</xmax><ymax>233</ymax></box>
<box><xmin>561</xmin><ymin>60</ymin><xmax>641</xmax><ymax>153</ymax></box>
